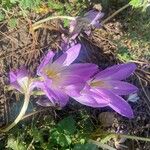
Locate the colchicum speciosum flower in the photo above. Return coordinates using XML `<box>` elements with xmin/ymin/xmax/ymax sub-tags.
<box><xmin>9</xmin><ymin>67</ymin><xmax>34</xmax><ymax>93</ymax></box>
<box><xmin>35</xmin><ymin>44</ymin><xmax>98</xmax><ymax>107</ymax></box>
<box><xmin>61</xmin><ymin>10</ymin><xmax>104</xmax><ymax>50</ymax></box>
<box><xmin>69</xmin><ymin>10</ymin><xmax>104</xmax><ymax>39</ymax></box>
<box><xmin>70</xmin><ymin>63</ymin><xmax>138</xmax><ymax>118</ymax></box>
<box><xmin>0</xmin><ymin>67</ymin><xmax>35</xmax><ymax>132</ymax></box>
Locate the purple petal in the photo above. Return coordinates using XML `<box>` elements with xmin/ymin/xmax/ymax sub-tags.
<box><xmin>61</xmin><ymin>44</ymin><xmax>81</xmax><ymax>66</ymax></box>
<box><xmin>53</xmin><ymin>53</ymin><xmax>67</xmax><ymax>65</ymax></box>
<box><xmin>37</xmin><ymin>51</ymin><xmax>55</xmax><ymax>76</ymax></box>
<box><xmin>51</xmin><ymin>87</ymin><xmax>69</xmax><ymax>107</ymax></box>
<box><xmin>36</xmin><ymin>97</ymin><xmax>54</xmax><ymax>107</ymax></box>
<box><xmin>96</xmin><ymin>89</ymin><xmax>134</xmax><ymax>118</ymax></box>
<box><xmin>64</xmin><ymin>82</ymin><xmax>84</xmax><ymax>97</ymax></box>
<box><xmin>35</xmin><ymin>80</ymin><xmax>69</xmax><ymax>107</ymax></box>
<box><xmin>62</xmin><ymin>63</ymin><xmax>98</xmax><ymax>81</ymax></box>
<box><xmin>94</xmin><ymin>63</ymin><xmax>136</xmax><ymax>81</ymax></box>
<box><xmin>9</xmin><ymin>67</ymin><xmax>28</xmax><ymax>92</ymax></box>
<box><xmin>84</xmin><ymin>10</ymin><xmax>104</xmax><ymax>27</ymax></box>
<box><xmin>106</xmin><ymin>80</ymin><xmax>138</xmax><ymax>95</ymax></box>
<box><xmin>72</xmin><ymin>85</ymin><xmax>109</xmax><ymax>107</ymax></box>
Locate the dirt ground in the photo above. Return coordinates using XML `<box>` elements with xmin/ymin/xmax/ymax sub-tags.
<box><xmin>0</xmin><ymin>6</ymin><xmax>150</xmax><ymax>149</ymax></box>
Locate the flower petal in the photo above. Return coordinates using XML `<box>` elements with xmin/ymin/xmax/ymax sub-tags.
<box><xmin>72</xmin><ymin>85</ymin><xmax>109</xmax><ymax>107</ymax></box>
<box><xmin>36</xmin><ymin>97</ymin><xmax>54</xmax><ymax>107</ymax></box>
<box><xmin>63</xmin><ymin>44</ymin><xmax>81</xmax><ymax>66</ymax></box>
<box><xmin>84</xmin><ymin>10</ymin><xmax>104</xmax><ymax>26</ymax></box>
<box><xmin>35</xmin><ymin>80</ymin><xmax>69</xmax><ymax>107</ymax></box>
<box><xmin>62</xmin><ymin>63</ymin><xmax>98</xmax><ymax>81</ymax></box>
<box><xmin>9</xmin><ymin>67</ymin><xmax>29</xmax><ymax>92</ymax></box>
<box><xmin>105</xmin><ymin>80</ymin><xmax>138</xmax><ymax>95</ymax></box>
<box><xmin>37</xmin><ymin>51</ymin><xmax>55</xmax><ymax>76</ymax></box>
<box><xmin>51</xmin><ymin>87</ymin><xmax>69</xmax><ymax>107</ymax></box>
<box><xmin>96</xmin><ymin>89</ymin><xmax>134</xmax><ymax>118</ymax></box>
<box><xmin>95</xmin><ymin>63</ymin><xmax>136</xmax><ymax>81</ymax></box>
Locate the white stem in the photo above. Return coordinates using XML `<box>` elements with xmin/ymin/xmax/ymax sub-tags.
<box><xmin>32</xmin><ymin>16</ymin><xmax>76</xmax><ymax>27</ymax></box>
<box><xmin>0</xmin><ymin>92</ymin><xmax>30</xmax><ymax>132</ymax></box>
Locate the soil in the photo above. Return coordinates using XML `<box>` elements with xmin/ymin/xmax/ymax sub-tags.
<box><xmin>0</xmin><ymin>7</ymin><xmax>150</xmax><ymax>150</ymax></box>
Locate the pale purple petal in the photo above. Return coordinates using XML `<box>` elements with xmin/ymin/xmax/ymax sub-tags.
<box><xmin>37</xmin><ymin>51</ymin><xmax>55</xmax><ymax>76</ymax></box>
<box><xmin>63</xmin><ymin>44</ymin><xmax>81</xmax><ymax>66</ymax></box>
<box><xmin>9</xmin><ymin>67</ymin><xmax>28</xmax><ymax>92</ymax></box>
<box><xmin>94</xmin><ymin>63</ymin><xmax>136</xmax><ymax>81</ymax></box>
<box><xmin>96</xmin><ymin>89</ymin><xmax>134</xmax><ymax>118</ymax></box>
<box><xmin>64</xmin><ymin>82</ymin><xmax>84</xmax><ymax>97</ymax></box>
<box><xmin>105</xmin><ymin>80</ymin><xmax>138</xmax><ymax>95</ymax></box>
<box><xmin>72</xmin><ymin>85</ymin><xmax>109</xmax><ymax>107</ymax></box>
<box><xmin>53</xmin><ymin>53</ymin><xmax>67</xmax><ymax>65</ymax></box>
<box><xmin>51</xmin><ymin>88</ymin><xmax>69</xmax><ymax>107</ymax></box>
<box><xmin>9</xmin><ymin>71</ymin><xmax>21</xmax><ymax>91</ymax></box>
<box><xmin>35</xmin><ymin>80</ymin><xmax>69</xmax><ymax>107</ymax></box>
<box><xmin>56</xmin><ymin>44</ymin><xmax>81</xmax><ymax>66</ymax></box>
<box><xmin>62</xmin><ymin>63</ymin><xmax>98</xmax><ymax>80</ymax></box>
<box><xmin>36</xmin><ymin>97</ymin><xmax>54</xmax><ymax>107</ymax></box>
<box><xmin>84</xmin><ymin>10</ymin><xmax>104</xmax><ymax>27</ymax></box>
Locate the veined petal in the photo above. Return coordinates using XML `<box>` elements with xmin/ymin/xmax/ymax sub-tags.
<box><xmin>96</xmin><ymin>89</ymin><xmax>134</xmax><ymax>118</ymax></box>
<box><xmin>72</xmin><ymin>85</ymin><xmax>109</xmax><ymax>107</ymax></box>
<box><xmin>94</xmin><ymin>63</ymin><xmax>136</xmax><ymax>81</ymax></box>
<box><xmin>62</xmin><ymin>63</ymin><xmax>98</xmax><ymax>80</ymax></box>
<box><xmin>34</xmin><ymin>80</ymin><xmax>69</xmax><ymax>107</ymax></box>
<box><xmin>85</xmin><ymin>10</ymin><xmax>104</xmax><ymax>26</ymax></box>
<box><xmin>9</xmin><ymin>67</ymin><xmax>29</xmax><ymax>92</ymax></box>
<box><xmin>36</xmin><ymin>97</ymin><xmax>55</xmax><ymax>107</ymax></box>
<box><xmin>64</xmin><ymin>82</ymin><xmax>84</xmax><ymax>97</ymax></box>
<box><xmin>105</xmin><ymin>80</ymin><xmax>138</xmax><ymax>95</ymax></box>
<box><xmin>37</xmin><ymin>51</ymin><xmax>55</xmax><ymax>76</ymax></box>
<box><xmin>51</xmin><ymin>87</ymin><xmax>69</xmax><ymax>107</ymax></box>
<box><xmin>53</xmin><ymin>53</ymin><xmax>67</xmax><ymax>65</ymax></box>
<box><xmin>63</xmin><ymin>44</ymin><xmax>81</xmax><ymax>66</ymax></box>
<box><xmin>33</xmin><ymin>81</ymin><xmax>56</xmax><ymax>104</ymax></box>
<box><xmin>55</xmin><ymin>44</ymin><xmax>81</xmax><ymax>66</ymax></box>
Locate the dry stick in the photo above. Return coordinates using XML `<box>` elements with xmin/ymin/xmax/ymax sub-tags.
<box><xmin>136</xmin><ymin>74</ymin><xmax>150</xmax><ymax>114</ymax></box>
<box><xmin>0</xmin><ymin>91</ymin><xmax>30</xmax><ymax>132</ymax></box>
<box><xmin>101</xmin><ymin>3</ymin><xmax>130</xmax><ymax>25</ymax></box>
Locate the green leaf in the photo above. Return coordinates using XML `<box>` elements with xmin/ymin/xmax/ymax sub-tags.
<box><xmin>130</xmin><ymin>0</ymin><xmax>149</xmax><ymax>10</ymax></box>
<box><xmin>73</xmin><ymin>143</ymin><xmax>99</xmax><ymax>150</ymax></box>
<box><xmin>63</xmin><ymin>19</ymin><xmax>70</xmax><ymax>27</ymax></box>
<box><xmin>8</xmin><ymin>18</ymin><xmax>18</xmax><ymax>29</ymax></box>
<box><xmin>19</xmin><ymin>0</ymin><xmax>41</xmax><ymax>9</ymax></box>
<box><xmin>0</xmin><ymin>11</ymin><xmax>5</xmax><ymax>21</ymax></box>
<box><xmin>30</xmin><ymin>127</ymin><xmax>43</xmax><ymax>142</ymax></box>
<box><xmin>6</xmin><ymin>136</ymin><xmax>26</xmax><ymax>150</ymax></box>
<box><xmin>10</xmin><ymin>0</ymin><xmax>19</xmax><ymax>4</ymax></box>
<box><xmin>57</xmin><ymin>116</ymin><xmax>76</xmax><ymax>135</ymax></box>
<box><xmin>57</xmin><ymin>134</ymin><xmax>72</xmax><ymax>147</ymax></box>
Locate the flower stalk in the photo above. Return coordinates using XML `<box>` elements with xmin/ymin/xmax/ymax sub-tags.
<box><xmin>0</xmin><ymin>91</ymin><xmax>30</xmax><ymax>132</ymax></box>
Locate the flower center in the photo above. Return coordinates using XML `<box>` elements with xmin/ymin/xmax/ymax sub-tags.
<box><xmin>90</xmin><ymin>80</ymin><xmax>106</xmax><ymax>87</ymax></box>
<box><xmin>45</xmin><ymin>69</ymin><xmax>57</xmax><ymax>79</ymax></box>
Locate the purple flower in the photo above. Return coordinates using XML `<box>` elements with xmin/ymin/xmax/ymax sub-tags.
<box><xmin>71</xmin><ymin>63</ymin><xmax>138</xmax><ymax>118</ymax></box>
<box><xmin>35</xmin><ymin>44</ymin><xmax>98</xmax><ymax>107</ymax></box>
<box><xmin>61</xmin><ymin>10</ymin><xmax>104</xmax><ymax>50</ymax></box>
<box><xmin>69</xmin><ymin>10</ymin><xmax>104</xmax><ymax>39</ymax></box>
<box><xmin>9</xmin><ymin>67</ymin><xmax>34</xmax><ymax>93</ymax></box>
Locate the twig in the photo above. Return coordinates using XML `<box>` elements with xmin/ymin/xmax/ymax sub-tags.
<box><xmin>21</xmin><ymin>108</ymin><xmax>50</xmax><ymax>120</ymax></box>
<box><xmin>0</xmin><ymin>31</ymin><xmax>18</xmax><ymax>44</ymax></box>
<box><xmin>27</xmin><ymin>138</ymin><xmax>34</xmax><ymax>150</ymax></box>
<box><xmin>101</xmin><ymin>3</ymin><xmax>130</xmax><ymax>25</ymax></box>
<box><xmin>136</xmin><ymin>74</ymin><xmax>150</xmax><ymax>113</ymax></box>
<box><xmin>89</xmin><ymin>139</ymin><xmax>116</xmax><ymax>150</ymax></box>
